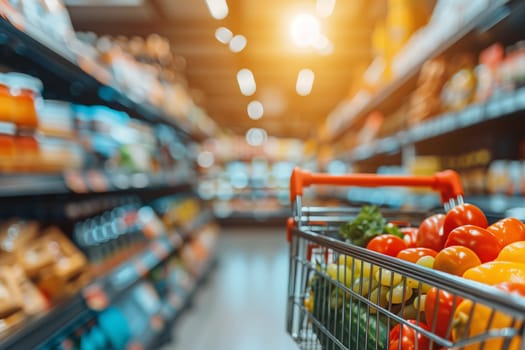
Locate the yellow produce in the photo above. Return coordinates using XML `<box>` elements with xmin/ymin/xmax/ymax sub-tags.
<box><xmin>463</xmin><ymin>261</ymin><xmax>525</xmax><ymax>285</ymax></box>
<box><xmin>452</xmin><ymin>298</ymin><xmax>522</xmax><ymax>350</ymax></box>
<box><xmin>497</xmin><ymin>241</ymin><xmax>525</xmax><ymax>264</ymax></box>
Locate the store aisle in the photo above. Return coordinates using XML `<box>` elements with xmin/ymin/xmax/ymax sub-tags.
<box><xmin>164</xmin><ymin>226</ymin><xmax>298</xmax><ymax>350</ymax></box>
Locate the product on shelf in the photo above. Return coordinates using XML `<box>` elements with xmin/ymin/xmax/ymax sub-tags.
<box><xmin>19</xmin><ymin>227</ymin><xmax>89</xmax><ymax>300</ymax></box>
<box><xmin>441</xmin><ymin>53</ymin><xmax>477</xmax><ymax>112</ymax></box>
<box><xmin>475</xmin><ymin>43</ymin><xmax>505</xmax><ymax>102</ymax></box>
<box><xmin>408</xmin><ymin>57</ymin><xmax>448</xmax><ymax>124</ymax></box>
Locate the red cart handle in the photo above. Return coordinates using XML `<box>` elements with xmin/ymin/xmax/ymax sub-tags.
<box><xmin>290</xmin><ymin>167</ymin><xmax>464</xmax><ymax>204</ymax></box>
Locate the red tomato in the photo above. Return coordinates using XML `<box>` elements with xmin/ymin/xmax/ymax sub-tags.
<box><xmin>397</xmin><ymin>247</ymin><xmax>438</xmax><ymax>263</ymax></box>
<box><xmin>366</xmin><ymin>234</ymin><xmax>407</xmax><ymax>257</ymax></box>
<box><xmin>443</xmin><ymin>203</ymin><xmax>488</xmax><ymax>236</ymax></box>
<box><xmin>389</xmin><ymin>320</ymin><xmax>430</xmax><ymax>350</ymax></box>
<box><xmin>416</xmin><ymin>214</ymin><xmax>445</xmax><ymax>251</ymax></box>
<box><xmin>444</xmin><ymin>225</ymin><xmax>503</xmax><ymax>263</ymax></box>
<box><xmin>401</xmin><ymin>227</ymin><xmax>418</xmax><ymax>248</ymax></box>
<box><xmin>487</xmin><ymin>217</ymin><xmax>525</xmax><ymax>247</ymax></box>
<box><xmin>425</xmin><ymin>288</ymin><xmax>462</xmax><ymax>339</ymax></box>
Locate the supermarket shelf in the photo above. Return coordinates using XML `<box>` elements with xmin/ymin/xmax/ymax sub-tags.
<box><xmin>329</xmin><ymin>0</ymin><xmax>514</xmax><ymax>142</ymax></box>
<box><xmin>88</xmin><ymin>209</ymin><xmax>214</xmax><ymax>304</ymax></box>
<box><xmin>178</xmin><ymin>209</ymin><xmax>215</xmax><ymax>240</ymax></box>
<box><xmin>342</xmin><ymin>87</ymin><xmax>525</xmax><ymax>163</ymax></box>
<box><xmin>0</xmin><ymin>170</ymin><xmax>195</xmax><ymax>198</ymax></box>
<box><xmin>0</xmin><ymin>295</ymin><xmax>92</xmax><ymax>350</ymax></box>
<box><xmin>0</xmin><ymin>18</ymin><xmax>197</xmax><ymax>140</ymax></box>
<box><xmin>0</xmin><ymin>211</ymin><xmax>215</xmax><ymax>350</ymax></box>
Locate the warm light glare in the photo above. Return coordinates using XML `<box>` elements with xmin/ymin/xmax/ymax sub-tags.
<box><xmin>247</xmin><ymin>101</ymin><xmax>264</xmax><ymax>120</ymax></box>
<box><xmin>290</xmin><ymin>13</ymin><xmax>321</xmax><ymax>48</ymax></box>
<box><xmin>215</xmin><ymin>27</ymin><xmax>233</xmax><ymax>44</ymax></box>
<box><xmin>316</xmin><ymin>0</ymin><xmax>336</xmax><ymax>17</ymax></box>
<box><xmin>237</xmin><ymin>69</ymin><xmax>256</xmax><ymax>96</ymax></box>
<box><xmin>229</xmin><ymin>35</ymin><xmax>247</xmax><ymax>52</ymax></box>
<box><xmin>296</xmin><ymin>69</ymin><xmax>315</xmax><ymax>96</ymax></box>
<box><xmin>246</xmin><ymin>128</ymin><xmax>268</xmax><ymax>146</ymax></box>
<box><xmin>205</xmin><ymin>0</ymin><xmax>228</xmax><ymax>20</ymax></box>
<box><xmin>313</xmin><ymin>35</ymin><xmax>333</xmax><ymax>55</ymax></box>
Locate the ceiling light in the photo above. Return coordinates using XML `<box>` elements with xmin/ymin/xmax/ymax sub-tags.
<box><xmin>205</xmin><ymin>0</ymin><xmax>228</xmax><ymax>20</ymax></box>
<box><xmin>316</xmin><ymin>0</ymin><xmax>336</xmax><ymax>17</ymax></box>
<box><xmin>247</xmin><ymin>101</ymin><xmax>264</xmax><ymax>120</ymax></box>
<box><xmin>290</xmin><ymin>13</ymin><xmax>321</xmax><ymax>48</ymax></box>
<box><xmin>246</xmin><ymin>128</ymin><xmax>268</xmax><ymax>146</ymax></box>
<box><xmin>237</xmin><ymin>69</ymin><xmax>256</xmax><ymax>96</ymax></box>
<box><xmin>197</xmin><ymin>151</ymin><xmax>214</xmax><ymax>168</ymax></box>
<box><xmin>215</xmin><ymin>27</ymin><xmax>233</xmax><ymax>44</ymax></box>
<box><xmin>229</xmin><ymin>35</ymin><xmax>247</xmax><ymax>53</ymax></box>
<box><xmin>296</xmin><ymin>69</ymin><xmax>315</xmax><ymax>96</ymax></box>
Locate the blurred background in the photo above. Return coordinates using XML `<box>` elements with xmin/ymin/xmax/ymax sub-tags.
<box><xmin>0</xmin><ymin>0</ymin><xmax>524</xmax><ymax>349</ymax></box>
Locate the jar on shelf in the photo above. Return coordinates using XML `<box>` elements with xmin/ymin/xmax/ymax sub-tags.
<box><xmin>0</xmin><ymin>122</ymin><xmax>16</xmax><ymax>172</ymax></box>
<box><xmin>3</xmin><ymin>73</ymin><xmax>43</xmax><ymax>130</ymax></box>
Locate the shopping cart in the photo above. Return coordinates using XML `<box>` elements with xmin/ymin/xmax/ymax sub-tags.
<box><xmin>286</xmin><ymin>167</ymin><xmax>525</xmax><ymax>350</ymax></box>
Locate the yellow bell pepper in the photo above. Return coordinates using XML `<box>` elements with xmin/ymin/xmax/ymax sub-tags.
<box><xmin>452</xmin><ymin>282</ymin><xmax>525</xmax><ymax>350</ymax></box>
<box><xmin>463</xmin><ymin>261</ymin><xmax>525</xmax><ymax>285</ymax></box>
<box><xmin>452</xmin><ymin>298</ymin><xmax>522</xmax><ymax>350</ymax></box>
<box><xmin>496</xmin><ymin>241</ymin><xmax>525</xmax><ymax>264</ymax></box>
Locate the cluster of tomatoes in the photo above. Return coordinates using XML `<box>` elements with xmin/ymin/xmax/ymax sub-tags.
<box><xmin>365</xmin><ymin>203</ymin><xmax>525</xmax><ymax>350</ymax></box>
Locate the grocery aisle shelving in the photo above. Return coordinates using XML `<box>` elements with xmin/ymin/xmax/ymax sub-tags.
<box><xmin>163</xmin><ymin>227</ymin><xmax>297</xmax><ymax>350</ymax></box>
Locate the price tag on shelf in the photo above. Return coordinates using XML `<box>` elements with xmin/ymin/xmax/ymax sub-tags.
<box><xmin>64</xmin><ymin>170</ymin><xmax>88</xmax><ymax>194</ymax></box>
<box><xmin>86</xmin><ymin>170</ymin><xmax>109</xmax><ymax>193</ymax></box>
<box><xmin>439</xmin><ymin>114</ymin><xmax>456</xmax><ymax>134</ymax></box>
<box><xmin>486</xmin><ymin>98</ymin><xmax>503</xmax><ymax>119</ymax></box>
<box><xmin>500</xmin><ymin>93</ymin><xmax>516</xmax><ymax>115</ymax></box>
<box><xmin>409</xmin><ymin>124</ymin><xmax>424</xmax><ymax>142</ymax></box>
<box><xmin>515</xmin><ymin>88</ymin><xmax>525</xmax><ymax>109</ymax></box>
<box><xmin>83</xmin><ymin>283</ymin><xmax>109</xmax><ymax>311</ymax></box>
<box><xmin>459</xmin><ymin>106</ymin><xmax>483</xmax><ymax>127</ymax></box>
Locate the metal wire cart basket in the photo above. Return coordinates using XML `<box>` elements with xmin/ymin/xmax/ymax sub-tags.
<box><xmin>286</xmin><ymin>167</ymin><xmax>525</xmax><ymax>350</ymax></box>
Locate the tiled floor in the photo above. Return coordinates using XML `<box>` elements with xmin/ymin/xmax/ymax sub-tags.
<box><xmin>163</xmin><ymin>226</ymin><xmax>298</xmax><ymax>350</ymax></box>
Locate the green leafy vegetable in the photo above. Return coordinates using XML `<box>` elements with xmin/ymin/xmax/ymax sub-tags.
<box><xmin>339</xmin><ymin>205</ymin><xmax>402</xmax><ymax>247</ymax></box>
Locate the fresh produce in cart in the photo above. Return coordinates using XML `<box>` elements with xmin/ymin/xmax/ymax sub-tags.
<box><xmin>287</xmin><ymin>168</ymin><xmax>525</xmax><ymax>350</ymax></box>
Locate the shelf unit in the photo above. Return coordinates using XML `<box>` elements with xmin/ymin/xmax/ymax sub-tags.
<box><xmin>0</xmin><ymin>18</ymin><xmax>200</xmax><ymax>141</ymax></box>
<box><xmin>0</xmin><ymin>210</ymin><xmax>214</xmax><ymax>350</ymax></box>
<box><xmin>327</xmin><ymin>0</ymin><xmax>518</xmax><ymax>143</ymax></box>
<box><xmin>0</xmin><ymin>170</ymin><xmax>195</xmax><ymax>198</ymax></box>
<box><xmin>342</xmin><ymin>88</ymin><xmax>525</xmax><ymax>163</ymax></box>
<box><xmin>319</xmin><ymin>1</ymin><xmax>525</xmax><ymax>219</ymax></box>
<box><xmin>0</xmin><ymin>7</ymin><xmax>217</xmax><ymax>350</ymax></box>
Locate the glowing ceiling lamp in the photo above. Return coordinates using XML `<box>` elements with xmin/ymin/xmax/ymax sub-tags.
<box><xmin>237</xmin><ymin>69</ymin><xmax>256</xmax><ymax>96</ymax></box>
<box><xmin>229</xmin><ymin>35</ymin><xmax>247</xmax><ymax>52</ymax></box>
<box><xmin>247</xmin><ymin>101</ymin><xmax>264</xmax><ymax>120</ymax></box>
<box><xmin>290</xmin><ymin>13</ymin><xmax>321</xmax><ymax>48</ymax></box>
<box><xmin>296</xmin><ymin>69</ymin><xmax>315</xmax><ymax>96</ymax></box>
<box><xmin>215</xmin><ymin>27</ymin><xmax>233</xmax><ymax>44</ymax></box>
<box><xmin>205</xmin><ymin>0</ymin><xmax>228</xmax><ymax>20</ymax></box>
<box><xmin>246</xmin><ymin>128</ymin><xmax>268</xmax><ymax>146</ymax></box>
